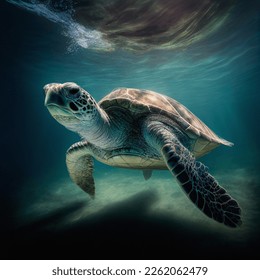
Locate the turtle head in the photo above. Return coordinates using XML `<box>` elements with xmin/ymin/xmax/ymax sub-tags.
<box><xmin>44</xmin><ymin>82</ymin><xmax>113</xmax><ymax>147</ymax></box>
<box><xmin>44</xmin><ymin>82</ymin><xmax>99</xmax><ymax>130</ymax></box>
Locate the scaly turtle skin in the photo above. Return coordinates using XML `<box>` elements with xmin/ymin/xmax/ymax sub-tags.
<box><xmin>44</xmin><ymin>82</ymin><xmax>241</xmax><ymax>227</ymax></box>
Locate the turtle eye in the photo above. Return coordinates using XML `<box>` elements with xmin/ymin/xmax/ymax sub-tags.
<box><xmin>69</xmin><ymin>87</ymin><xmax>79</xmax><ymax>95</ymax></box>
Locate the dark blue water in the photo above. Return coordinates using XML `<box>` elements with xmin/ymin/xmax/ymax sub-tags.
<box><xmin>1</xmin><ymin>0</ymin><xmax>260</xmax><ymax>259</ymax></box>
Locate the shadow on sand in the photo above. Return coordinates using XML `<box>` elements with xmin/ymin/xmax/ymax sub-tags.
<box><xmin>2</xmin><ymin>188</ymin><xmax>260</xmax><ymax>259</ymax></box>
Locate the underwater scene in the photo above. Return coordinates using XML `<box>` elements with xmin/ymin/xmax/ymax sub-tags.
<box><xmin>1</xmin><ymin>0</ymin><xmax>260</xmax><ymax>259</ymax></box>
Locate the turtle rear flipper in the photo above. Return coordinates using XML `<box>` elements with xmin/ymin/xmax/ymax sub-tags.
<box><xmin>144</xmin><ymin>121</ymin><xmax>242</xmax><ymax>227</ymax></box>
<box><xmin>143</xmin><ymin>170</ymin><xmax>153</xmax><ymax>180</ymax></box>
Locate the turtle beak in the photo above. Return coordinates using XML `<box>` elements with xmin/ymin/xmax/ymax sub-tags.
<box><xmin>43</xmin><ymin>83</ymin><xmax>58</xmax><ymax>95</ymax></box>
<box><xmin>44</xmin><ymin>83</ymin><xmax>66</xmax><ymax>107</ymax></box>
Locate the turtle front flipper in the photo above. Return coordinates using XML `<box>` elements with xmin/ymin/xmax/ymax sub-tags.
<box><xmin>66</xmin><ymin>140</ymin><xmax>95</xmax><ymax>198</ymax></box>
<box><xmin>144</xmin><ymin>121</ymin><xmax>242</xmax><ymax>227</ymax></box>
<box><xmin>162</xmin><ymin>143</ymin><xmax>241</xmax><ymax>227</ymax></box>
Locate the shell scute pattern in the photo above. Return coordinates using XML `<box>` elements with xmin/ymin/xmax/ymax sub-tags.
<box><xmin>100</xmin><ymin>88</ymin><xmax>231</xmax><ymax>156</ymax></box>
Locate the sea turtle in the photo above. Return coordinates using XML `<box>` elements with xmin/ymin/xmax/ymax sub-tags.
<box><xmin>44</xmin><ymin>82</ymin><xmax>241</xmax><ymax>227</ymax></box>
